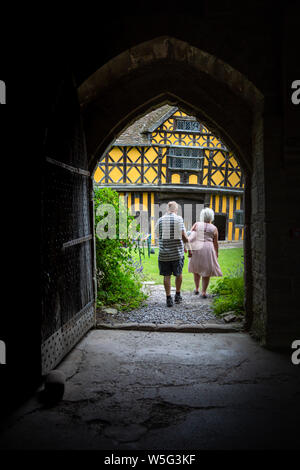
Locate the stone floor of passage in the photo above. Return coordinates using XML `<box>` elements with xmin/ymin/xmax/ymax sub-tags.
<box><xmin>0</xmin><ymin>330</ymin><xmax>299</xmax><ymax>450</ymax></box>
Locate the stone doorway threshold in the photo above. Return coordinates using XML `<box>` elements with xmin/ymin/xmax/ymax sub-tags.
<box><xmin>96</xmin><ymin>284</ymin><xmax>244</xmax><ymax>334</ymax></box>
<box><xmin>96</xmin><ymin>322</ymin><xmax>244</xmax><ymax>333</ymax></box>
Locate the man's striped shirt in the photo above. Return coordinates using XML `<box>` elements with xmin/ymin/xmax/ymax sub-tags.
<box><xmin>155</xmin><ymin>213</ymin><xmax>185</xmax><ymax>261</ymax></box>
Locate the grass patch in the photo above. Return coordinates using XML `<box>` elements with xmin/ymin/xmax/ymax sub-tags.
<box><xmin>133</xmin><ymin>246</ymin><xmax>244</xmax><ymax>293</ymax></box>
<box><xmin>134</xmin><ymin>246</ymin><xmax>245</xmax><ymax>317</ymax></box>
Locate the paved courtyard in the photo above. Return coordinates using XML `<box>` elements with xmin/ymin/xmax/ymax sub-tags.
<box><xmin>0</xmin><ymin>329</ymin><xmax>299</xmax><ymax>450</ymax></box>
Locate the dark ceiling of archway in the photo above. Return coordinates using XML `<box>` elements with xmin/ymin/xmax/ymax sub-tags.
<box><xmin>41</xmin><ymin>1</ymin><xmax>282</xmax><ymax>92</ymax></box>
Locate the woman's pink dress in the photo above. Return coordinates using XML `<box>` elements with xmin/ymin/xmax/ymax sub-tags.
<box><xmin>188</xmin><ymin>222</ymin><xmax>223</xmax><ymax>277</ymax></box>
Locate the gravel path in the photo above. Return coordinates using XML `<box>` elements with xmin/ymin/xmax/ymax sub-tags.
<box><xmin>97</xmin><ymin>284</ymin><xmax>225</xmax><ymax>326</ymax></box>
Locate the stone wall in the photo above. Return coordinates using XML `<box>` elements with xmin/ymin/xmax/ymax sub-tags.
<box><xmin>250</xmin><ymin>112</ymin><xmax>267</xmax><ymax>342</ymax></box>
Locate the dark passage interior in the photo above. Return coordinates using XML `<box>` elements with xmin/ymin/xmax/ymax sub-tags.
<box><xmin>214</xmin><ymin>215</ymin><xmax>227</xmax><ymax>241</ymax></box>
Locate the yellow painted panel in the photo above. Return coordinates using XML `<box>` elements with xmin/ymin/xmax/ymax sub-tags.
<box><xmin>213</xmin><ymin>151</ymin><xmax>226</xmax><ymax>166</ymax></box>
<box><xmin>202</xmin><ymin>170</ymin><xmax>208</xmax><ymax>185</ymax></box>
<box><xmin>150</xmin><ymin>132</ymin><xmax>159</xmax><ymax>144</ymax></box>
<box><xmin>143</xmin><ymin>192</ymin><xmax>148</xmax><ymax>211</ymax></box>
<box><xmin>171</xmin><ymin>174</ymin><xmax>180</xmax><ymax>184</ymax></box>
<box><xmin>108</xmin><ymin>147</ymin><xmax>123</xmax><ymax>162</ymax></box>
<box><xmin>163</xmin><ymin>118</ymin><xmax>173</xmax><ymax>130</ymax></box>
<box><xmin>108</xmin><ymin>166</ymin><xmax>123</xmax><ymax>182</ymax></box>
<box><xmin>135</xmin><ymin>197</ymin><xmax>140</xmax><ymax>212</ymax></box>
<box><xmin>228</xmin><ymin>221</ymin><xmax>233</xmax><ymax>241</ymax></box>
<box><xmin>198</xmin><ymin>136</ymin><xmax>207</xmax><ymax>146</ymax></box>
<box><xmin>212</xmin><ymin>171</ymin><xmax>224</xmax><ymax>186</ymax></box>
<box><xmin>228</xmin><ymin>172</ymin><xmax>240</xmax><ymax>187</ymax></box>
<box><xmin>241</xmin><ymin>228</ymin><xmax>244</xmax><ymax>240</ymax></box>
<box><xmin>167</xmin><ymin>133</ymin><xmax>178</xmax><ymax>144</ymax></box>
<box><xmin>189</xmin><ymin>174</ymin><xmax>198</xmax><ymax>184</ymax></box>
<box><xmin>234</xmin><ymin>197</ymin><xmax>241</xmax><ymax>241</ymax></box>
<box><xmin>181</xmin><ymin>135</ymin><xmax>190</xmax><ymax>145</ymax></box>
<box><xmin>229</xmin><ymin>154</ymin><xmax>239</xmax><ymax>167</ymax></box>
<box><xmin>127</xmin><ymin>147</ymin><xmax>141</xmax><ymax>163</ymax></box>
<box><xmin>94</xmin><ymin>167</ymin><xmax>105</xmax><ymax>183</ymax></box>
<box><xmin>151</xmin><ymin>192</ymin><xmax>155</xmax><ymax>244</ymax></box>
<box><xmin>229</xmin><ymin>196</ymin><xmax>234</xmax><ymax>219</ymax></box>
<box><xmin>144</xmin><ymin>147</ymin><xmax>158</xmax><ymax>163</ymax></box>
<box><xmin>151</xmin><ymin>192</ymin><xmax>154</xmax><ymax>208</ymax></box>
<box><xmin>144</xmin><ymin>166</ymin><xmax>157</xmax><ymax>183</ymax></box>
<box><xmin>215</xmin><ymin>195</ymin><xmax>220</xmax><ymax>213</ymax></box>
<box><xmin>212</xmin><ymin>136</ymin><xmax>222</xmax><ymax>147</ymax></box>
<box><xmin>204</xmin><ymin>150</ymin><xmax>210</xmax><ymax>166</ymax></box>
<box><xmin>126</xmin><ymin>167</ymin><xmax>140</xmax><ymax>183</ymax></box>
<box><xmin>173</xmin><ymin>110</ymin><xmax>187</xmax><ymax>117</ymax></box>
<box><xmin>210</xmin><ymin>136</ymin><xmax>218</xmax><ymax>146</ymax></box>
<box><xmin>222</xmin><ymin>195</ymin><xmax>227</xmax><ymax>213</ymax></box>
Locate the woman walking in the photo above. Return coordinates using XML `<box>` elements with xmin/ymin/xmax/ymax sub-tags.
<box><xmin>187</xmin><ymin>208</ymin><xmax>222</xmax><ymax>298</ymax></box>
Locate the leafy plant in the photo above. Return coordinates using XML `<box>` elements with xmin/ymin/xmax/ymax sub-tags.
<box><xmin>94</xmin><ymin>187</ymin><xmax>147</xmax><ymax>311</ymax></box>
<box><xmin>210</xmin><ymin>259</ymin><xmax>245</xmax><ymax>316</ymax></box>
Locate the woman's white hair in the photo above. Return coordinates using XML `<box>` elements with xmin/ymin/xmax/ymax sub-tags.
<box><xmin>200</xmin><ymin>207</ymin><xmax>214</xmax><ymax>223</ymax></box>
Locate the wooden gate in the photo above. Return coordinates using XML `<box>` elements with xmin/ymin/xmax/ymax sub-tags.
<box><xmin>41</xmin><ymin>71</ymin><xmax>95</xmax><ymax>375</ymax></box>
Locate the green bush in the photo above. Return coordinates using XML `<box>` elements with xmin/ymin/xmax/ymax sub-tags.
<box><xmin>94</xmin><ymin>187</ymin><xmax>147</xmax><ymax>310</ymax></box>
<box><xmin>210</xmin><ymin>261</ymin><xmax>245</xmax><ymax>316</ymax></box>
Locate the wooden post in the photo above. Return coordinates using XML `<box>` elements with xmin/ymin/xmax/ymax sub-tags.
<box><xmin>158</xmin><ymin>147</ymin><xmax>162</xmax><ymax>185</ymax></box>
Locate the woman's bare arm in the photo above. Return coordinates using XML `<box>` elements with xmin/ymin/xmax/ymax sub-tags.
<box><xmin>213</xmin><ymin>228</ymin><xmax>219</xmax><ymax>257</ymax></box>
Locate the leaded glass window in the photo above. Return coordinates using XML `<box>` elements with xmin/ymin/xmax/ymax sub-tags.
<box><xmin>168</xmin><ymin>147</ymin><xmax>204</xmax><ymax>170</ymax></box>
<box><xmin>175</xmin><ymin>119</ymin><xmax>200</xmax><ymax>132</ymax></box>
<box><xmin>234</xmin><ymin>210</ymin><xmax>244</xmax><ymax>226</ymax></box>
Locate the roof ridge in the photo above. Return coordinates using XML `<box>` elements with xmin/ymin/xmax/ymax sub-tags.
<box><xmin>114</xmin><ymin>104</ymin><xmax>175</xmax><ymax>146</ymax></box>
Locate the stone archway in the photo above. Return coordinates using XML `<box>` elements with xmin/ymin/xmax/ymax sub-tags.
<box><xmin>78</xmin><ymin>36</ymin><xmax>266</xmax><ymax>342</ymax></box>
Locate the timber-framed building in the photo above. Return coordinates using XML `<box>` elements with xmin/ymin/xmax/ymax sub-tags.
<box><xmin>94</xmin><ymin>105</ymin><xmax>244</xmax><ymax>243</ymax></box>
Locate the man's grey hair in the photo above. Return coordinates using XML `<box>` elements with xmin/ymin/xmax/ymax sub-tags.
<box><xmin>200</xmin><ymin>207</ymin><xmax>214</xmax><ymax>223</ymax></box>
<box><xmin>167</xmin><ymin>201</ymin><xmax>178</xmax><ymax>213</ymax></box>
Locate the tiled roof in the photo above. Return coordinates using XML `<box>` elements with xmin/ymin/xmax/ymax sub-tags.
<box><xmin>113</xmin><ymin>105</ymin><xmax>177</xmax><ymax>146</ymax></box>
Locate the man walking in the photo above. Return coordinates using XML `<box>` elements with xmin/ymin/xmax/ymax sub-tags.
<box><xmin>155</xmin><ymin>201</ymin><xmax>189</xmax><ymax>306</ymax></box>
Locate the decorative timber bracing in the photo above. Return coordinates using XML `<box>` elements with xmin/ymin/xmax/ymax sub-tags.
<box><xmin>94</xmin><ymin>106</ymin><xmax>244</xmax><ymax>242</ymax></box>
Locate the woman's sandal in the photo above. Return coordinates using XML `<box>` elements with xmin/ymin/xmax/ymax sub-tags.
<box><xmin>194</xmin><ymin>290</ymin><xmax>199</xmax><ymax>295</ymax></box>
<box><xmin>201</xmin><ymin>293</ymin><xmax>208</xmax><ymax>299</ymax></box>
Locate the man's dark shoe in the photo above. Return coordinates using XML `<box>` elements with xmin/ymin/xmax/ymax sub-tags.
<box><xmin>166</xmin><ymin>296</ymin><xmax>173</xmax><ymax>307</ymax></box>
<box><xmin>174</xmin><ymin>293</ymin><xmax>183</xmax><ymax>303</ymax></box>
